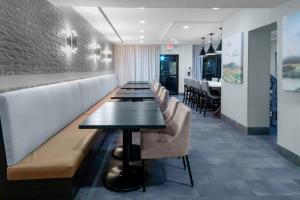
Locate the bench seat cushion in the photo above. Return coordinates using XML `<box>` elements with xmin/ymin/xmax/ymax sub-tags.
<box><xmin>7</xmin><ymin>115</ymin><xmax>101</xmax><ymax>181</ymax></box>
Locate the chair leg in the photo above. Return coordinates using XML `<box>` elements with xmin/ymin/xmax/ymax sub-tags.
<box><xmin>183</xmin><ymin>89</ymin><xmax>186</xmax><ymax>103</ymax></box>
<box><xmin>185</xmin><ymin>155</ymin><xmax>194</xmax><ymax>187</ymax></box>
<box><xmin>142</xmin><ymin>160</ymin><xmax>146</xmax><ymax>192</ymax></box>
<box><xmin>204</xmin><ymin>96</ymin><xmax>208</xmax><ymax>117</ymax></box>
<box><xmin>182</xmin><ymin>157</ymin><xmax>186</xmax><ymax>170</ymax></box>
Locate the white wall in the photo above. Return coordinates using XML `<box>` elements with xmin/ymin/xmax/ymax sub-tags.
<box><xmin>221</xmin><ymin>1</ymin><xmax>300</xmax><ymax>156</ymax></box>
<box><xmin>161</xmin><ymin>44</ymin><xmax>193</xmax><ymax>93</ymax></box>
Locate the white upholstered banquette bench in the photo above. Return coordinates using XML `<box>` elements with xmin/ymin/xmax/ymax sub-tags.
<box><xmin>0</xmin><ymin>74</ymin><xmax>118</xmax><ymax>200</ymax></box>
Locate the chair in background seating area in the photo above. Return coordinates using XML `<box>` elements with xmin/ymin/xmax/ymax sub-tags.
<box><xmin>201</xmin><ymin>81</ymin><xmax>221</xmax><ymax>117</ymax></box>
<box><xmin>194</xmin><ymin>80</ymin><xmax>203</xmax><ymax>113</ymax></box>
<box><xmin>140</xmin><ymin>103</ymin><xmax>193</xmax><ymax>192</ymax></box>
<box><xmin>155</xmin><ymin>86</ymin><xmax>165</xmax><ymax>102</ymax></box>
<box><xmin>152</xmin><ymin>82</ymin><xmax>160</xmax><ymax>94</ymax></box>
<box><xmin>183</xmin><ymin>78</ymin><xmax>189</xmax><ymax>103</ymax></box>
<box><xmin>184</xmin><ymin>78</ymin><xmax>191</xmax><ymax>105</ymax></box>
<box><xmin>162</xmin><ymin>97</ymin><xmax>180</xmax><ymax>124</ymax></box>
<box><xmin>158</xmin><ymin>89</ymin><xmax>169</xmax><ymax>112</ymax></box>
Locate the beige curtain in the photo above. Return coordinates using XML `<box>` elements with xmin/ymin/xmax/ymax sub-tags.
<box><xmin>113</xmin><ymin>44</ymin><xmax>160</xmax><ymax>85</ymax></box>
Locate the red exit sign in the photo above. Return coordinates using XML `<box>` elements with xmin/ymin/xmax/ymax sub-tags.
<box><xmin>167</xmin><ymin>43</ymin><xmax>174</xmax><ymax>49</ymax></box>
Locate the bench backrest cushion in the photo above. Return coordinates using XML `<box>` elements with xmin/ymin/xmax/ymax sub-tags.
<box><xmin>100</xmin><ymin>74</ymin><xmax>119</xmax><ymax>95</ymax></box>
<box><xmin>78</xmin><ymin>77</ymin><xmax>105</xmax><ymax>112</ymax></box>
<box><xmin>0</xmin><ymin>81</ymin><xmax>83</xmax><ymax>166</ymax></box>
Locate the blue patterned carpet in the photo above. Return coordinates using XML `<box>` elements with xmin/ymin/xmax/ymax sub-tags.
<box><xmin>74</xmin><ymin>99</ymin><xmax>300</xmax><ymax>200</ymax></box>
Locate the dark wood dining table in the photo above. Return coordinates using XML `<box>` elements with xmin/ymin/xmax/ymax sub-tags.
<box><xmin>127</xmin><ymin>81</ymin><xmax>149</xmax><ymax>84</ymax></box>
<box><xmin>79</xmin><ymin>101</ymin><xmax>165</xmax><ymax>192</ymax></box>
<box><xmin>117</xmin><ymin>89</ymin><xmax>152</xmax><ymax>94</ymax></box>
<box><xmin>111</xmin><ymin>93</ymin><xmax>155</xmax><ymax>101</ymax></box>
<box><xmin>121</xmin><ymin>83</ymin><xmax>150</xmax><ymax>90</ymax></box>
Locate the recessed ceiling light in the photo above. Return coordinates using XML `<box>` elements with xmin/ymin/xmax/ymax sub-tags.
<box><xmin>171</xmin><ymin>38</ymin><xmax>175</xmax><ymax>41</ymax></box>
<box><xmin>174</xmin><ymin>40</ymin><xmax>179</xmax><ymax>43</ymax></box>
<box><xmin>140</xmin><ymin>30</ymin><xmax>144</xmax><ymax>33</ymax></box>
<box><xmin>183</xmin><ymin>25</ymin><xmax>189</xmax><ymax>29</ymax></box>
<box><xmin>140</xmin><ymin>40</ymin><xmax>144</xmax><ymax>43</ymax></box>
<box><xmin>139</xmin><ymin>20</ymin><xmax>146</xmax><ymax>24</ymax></box>
<box><xmin>139</xmin><ymin>35</ymin><xmax>144</xmax><ymax>39</ymax></box>
<box><xmin>212</xmin><ymin>7</ymin><xmax>220</xmax><ymax>10</ymax></box>
<box><xmin>138</xmin><ymin>7</ymin><xmax>145</xmax><ymax>10</ymax></box>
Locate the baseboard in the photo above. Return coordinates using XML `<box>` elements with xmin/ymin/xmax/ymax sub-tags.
<box><xmin>277</xmin><ymin>145</ymin><xmax>300</xmax><ymax>166</ymax></box>
<box><xmin>247</xmin><ymin>127</ymin><xmax>270</xmax><ymax>135</ymax></box>
<box><xmin>221</xmin><ymin>114</ymin><xmax>269</xmax><ymax>135</ymax></box>
<box><xmin>221</xmin><ymin>114</ymin><xmax>247</xmax><ymax>134</ymax></box>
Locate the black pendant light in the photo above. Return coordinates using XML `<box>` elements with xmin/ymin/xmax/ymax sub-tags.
<box><xmin>206</xmin><ymin>33</ymin><xmax>216</xmax><ymax>55</ymax></box>
<box><xmin>216</xmin><ymin>27</ymin><xmax>222</xmax><ymax>53</ymax></box>
<box><xmin>200</xmin><ymin>37</ymin><xmax>206</xmax><ymax>56</ymax></box>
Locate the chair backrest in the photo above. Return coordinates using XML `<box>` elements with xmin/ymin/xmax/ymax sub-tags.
<box><xmin>153</xmin><ymin>83</ymin><xmax>161</xmax><ymax>95</ymax></box>
<box><xmin>151</xmin><ymin>81</ymin><xmax>157</xmax><ymax>89</ymax></box>
<box><xmin>201</xmin><ymin>81</ymin><xmax>209</xmax><ymax>93</ymax></box>
<box><xmin>192</xmin><ymin>79</ymin><xmax>198</xmax><ymax>88</ymax></box>
<box><xmin>168</xmin><ymin>103</ymin><xmax>192</xmax><ymax>155</ymax></box>
<box><xmin>162</xmin><ymin>97</ymin><xmax>180</xmax><ymax>123</ymax></box>
<box><xmin>195</xmin><ymin>80</ymin><xmax>201</xmax><ymax>90</ymax></box>
<box><xmin>184</xmin><ymin>78</ymin><xmax>187</xmax><ymax>86</ymax></box>
<box><xmin>159</xmin><ymin>89</ymin><xmax>169</xmax><ymax>111</ymax></box>
<box><xmin>156</xmin><ymin>86</ymin><xmax>165</xmax><ymax>98</ymax></box>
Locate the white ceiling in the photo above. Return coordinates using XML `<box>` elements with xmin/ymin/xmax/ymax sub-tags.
<box><xmin>51</xmin><ymin>0</ymin><xmax>286</xmax><ymax>8</ymax></box>
<box><xmin>49</xmin><ymin>0</ymin><xmax>287</xmax><ymax>44</ymax></box>
<box><xmin>100</xmin><ymin>8</ymin><xmax>238</xmax><ymax>44</ymax></box>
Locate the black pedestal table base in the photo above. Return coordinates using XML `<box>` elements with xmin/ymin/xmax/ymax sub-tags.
<box><xmin>112</xmin><ymin>145</ymin><xmax>140</xmax><ymax>161</ymax></box>
<box><xmin>104</xmin><ymin>129</ymin><xmax>144</xmax><ymax>192</ymax></box>
<box><xmin>103</xmin><ymin>165</ymin><xmax>144</xmax><ymax>192</ymax></box>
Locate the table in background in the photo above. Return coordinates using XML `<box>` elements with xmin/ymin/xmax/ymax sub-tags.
<box><xmin>79</xmin><ymin>101</ymin><xmax>165</xmax><ymax>192</ymax></box>
<box><xmin>127</xmin><ymin>81</ymin><xmax>149</xmax><ymax>84</ymax></box>
<box><xmin>117</xmin><ymin>89</ymin><xmax>152</xmax><ymax>94</ymax></box>
<box><xmin>111</xmin><ymin>93</ymin><xmax>155</xmax><ymax>101</ymax></box>
<box><xmin>209</xmin><ymin>81</ymin><xmax>221</xmax><ymax>92</ymax></box>
<box><xmin>208</xmin><ymin>81</ymin><xmax>221</xmax><ymax>116</ymax></box>
<box><xmin>121</xmin><ymin>84</ymin><xmax>150</xmax><ymax>90</ymax></box>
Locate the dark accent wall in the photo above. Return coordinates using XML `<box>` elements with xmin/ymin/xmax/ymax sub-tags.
<box><xmin>0</xmin><ymin>0</ymin><xmax>114</xmax><ymax>92</ymax></box>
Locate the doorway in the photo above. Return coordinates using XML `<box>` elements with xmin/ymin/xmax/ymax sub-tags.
<box><xmin>160</xmin><ymin>54</ymin><xmax>179</xmax><ymax>95</ymax></box>
<box><xmin>248</xmin><ymin>22</ymin><xmax>277</xmax><ymax>139</ymax></box>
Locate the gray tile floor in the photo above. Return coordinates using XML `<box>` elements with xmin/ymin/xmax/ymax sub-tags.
<box><xmin>75</xmin><ymin>101</ymin><xmax>300</xmax><ymax>200</ymax></box>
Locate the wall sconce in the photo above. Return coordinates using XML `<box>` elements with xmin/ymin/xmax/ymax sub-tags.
<box><xmin>61</xmin><ymin>29</ymin><xmax>78</xmax><ymax>54</ymax></box>
<box><xmin>89</xmin><ymin>42</ymin><xmax>102</xmax><ymax>61</ymax></box>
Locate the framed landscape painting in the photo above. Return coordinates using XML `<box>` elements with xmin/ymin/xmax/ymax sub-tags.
<box><xmin>283</xmin><ymin>11</ymin><xmax>300</xmax><ymax>92</ymax></box>
<box><xmin>223</xmin><ymin>32</ymin><xmax>244</xmax><ymax>84</ymax></box>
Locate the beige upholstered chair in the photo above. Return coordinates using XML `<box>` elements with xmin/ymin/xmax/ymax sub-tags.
<box><xmin>201</xmin><ymin>81</ymin><xmax>220</xmax><ymax>117</ymax></box>
<box><xmin>158</xmin><ymin>89</ymin><xmax>169</xmax><ymax>111</ymax></box>
<box><xmin>140</xmin><ymin>103</ymin><xmax>193</xmax><ymax>192</ymax></box>
<box><xmin>152</xmin><ymin>82</ymin><xmax>161</xmax><ymax>96</ymax></box>
<box><xmin>155</xmin><ymin>86</ymin><xmax>165</xmax><ymax>103</ymax></box>
<box><xmin>162</xmin><ymin>97</ymin><xmax>180</xmax><ymax>124</ymax></box>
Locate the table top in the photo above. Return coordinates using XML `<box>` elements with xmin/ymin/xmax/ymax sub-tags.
<box><xmin>117</xmin><ymin>89</ymin><xmax>153</xmax><ymax>94</ymax></box>
<box><xmin>79</xmin><ymin>102</ymin><xmax>165</xmax><ymax>129</ymax></box>
<box><xmin>208</xmin><ymin>81</ymin><xmax>222</xmax><ymax>88</ymax></box>
<box><xmin>121</xmin><ymin>84</ymin><xmax>150</xmax><ymax>90</ymax></box>
<box><xmin>93</xmin><ymin>101</ymin><xmax>160</xmax><ymax>112</ymax></box>
<box><xmin>111</xmin><ymin>93</ymin><xmax>154</xmax><ymax>100</ymax></box>
<box><xmin>127</xmin><ymin>81</ymin><xmax>149</xmax><ymax>84</ymax></box>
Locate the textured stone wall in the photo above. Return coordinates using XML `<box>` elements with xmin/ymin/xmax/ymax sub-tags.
<box><xmin>0</xmin><ymin>0</ymin><xmax>114</xmax><ymax>92</ymax></box>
